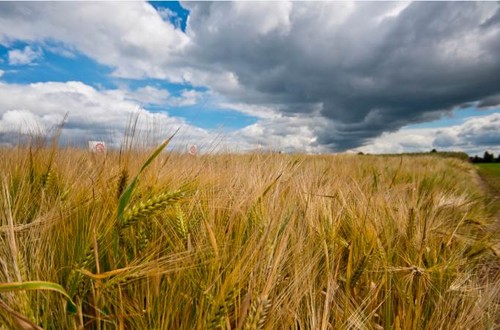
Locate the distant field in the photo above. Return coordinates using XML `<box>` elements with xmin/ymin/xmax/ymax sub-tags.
<box><xmin>477</xmin><ymin>163</ymin><xmax>500</xmax><ymax>195</ymax></box>
<box><xmin>0</xmin><ymin>145</ymin><xmax>499</xmax><ymax>329</ymax></box>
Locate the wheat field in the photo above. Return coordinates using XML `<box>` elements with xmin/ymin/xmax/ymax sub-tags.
<box><xmin>0</xmin><ymin>139</ymin><xmax>499</xmax><ymax>329</ymax></box>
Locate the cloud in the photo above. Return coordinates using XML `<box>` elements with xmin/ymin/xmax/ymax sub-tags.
<box><xmin>355</xmin><ymin>113</ymin><xmax>500</xmax><ymax>155</ymax></box>
<box><xmin>124</xmin><ymin>86</ymin><xmax>171</xmax><ymax>105</ymax></box>
<box><xmin>169</xmin><ymin>90</ymin><xmax>204</xmax><ymax>107</ymax></box>
<box><xmin>477</xmin><ymin>93</ymin><xmax>500</xmax><ymax>109</ymax></box>
<box><xmin>0</xmin><ymin>69</ymin><xmax>3</xmax><ymax>77</ymax></box>
<box><xmin>0</xmin><ymin>2</ymin><xmax>499</xmax><ymax>152</ymax></box>
<box><xmin>449</xmin><ymin>113</ymin><xmax>500</xmax><ymax>148</ymax></box>
<box><xmin>181</xmin><ymin>1</ymin><xmax>500</xmax><ymax>151</ymax></box>
<box><xmin>0</xmin><ymin>109</ymin><xmax>47</xmax><ymax>133</ymax></box>
<box><xmin>219</xmin><ymin>102</ymin><xmax>281</xmax><ymax>120</ymax></box>
<box><xmin>8</xmin><ymin>45</ymin><xmax>42</xmax><ymax>65</ymax></box>
<box><xmin>0</xmin><ymin>81</ymin><xmax>212</xmax><ymax>149</ymax></box>
<box><xmin>121</xmin><ymin>86</ymin><xmax>206</xmax><ymax>107</ymax></box>
<box><xmin>0</xmin><ymin>2</ymin><xmax>188</xmax><ymax>79</ymax></box>
<box><xmin>228</xmin><ymin>109</ymin><xmax>329</xmax><ymax>153</ymax></box>
<box><xmin>156</xmin><ymin>7</ymin><xmax>183</xmax><ymax>30</ymax></box>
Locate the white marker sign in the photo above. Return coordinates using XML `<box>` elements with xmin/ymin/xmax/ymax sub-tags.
<box><xmin>89</xmin><ymin>141</ymin><xmax>106</xmax><ymax>153</ymax></box>
<box><xmin>187</xmin><ymin>144</ymin><xmax>198</xmax><ymax>156</ymax></box>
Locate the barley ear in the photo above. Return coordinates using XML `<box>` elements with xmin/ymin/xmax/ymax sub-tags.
<box><xmin>208</xmin><ymin>288</ymin><xmax>237</xmax><ymax>329</ymax></box>
<box><xmin>116</xmin><ymin>168</ymin><xmax>129</xmax><ymax>199</ymax></box>
<box><xmin>121</xmin><ymin>190</ymin><xmax>186</xmax><ymax>230</ymax></box>
<box><xmin>350</xmin><ymin>255</ymin><xmax>368</xmax><ymax>289</ymax></box>
<box><xmin>244</xmin><ymin>296</ymin><xmax>271</xmax><ymax>330</ymax></box>
<box><xmin>406</xmin><ymin>207</ymin><xmax>416</xmax><ymax>241</ymax></box>
<box><xmin>117</xmin><ymin>133</ymin><xmax>176</xmax><ymax>223</ymax></box>
<box><xmin>174</xmin><ymin>204</ymin><xmax>188</xmax><ymax>239</ymax></box>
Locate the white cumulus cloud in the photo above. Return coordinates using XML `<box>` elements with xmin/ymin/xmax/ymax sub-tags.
<box><xmin>8</xmin><ymin>46</ymin><xmax>42</xmax><ymax>65</ymax></box>
<box><xmin>0</xmin><ymin>2</ymin><xmax>188</xmax><ymax>79</ymax></box>
<box><xmin>0</xmin><ymin>81</ymin><xmax>213</xmax><ymax>149</ymax></box>
<box><xmin>354</xmin><ymin>112</ymin><xmax>500</xmax><ymax>156</ymax></box>
<box><xmin>123</xmin><ymin>86</ymin><xmax>171</xmax><ymax>106</ymax></box>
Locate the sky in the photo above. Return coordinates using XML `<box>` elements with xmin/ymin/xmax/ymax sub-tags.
<box><xmin>0</xmin><ymin>1</ymin><xmax>499</xmax><ymax>155</ymax></box>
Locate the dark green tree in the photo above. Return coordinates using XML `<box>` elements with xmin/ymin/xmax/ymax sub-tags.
<box><xmin>483</xmin><ymin>151</ymin><xmax>494</xmax><ymax>163</ymax></box>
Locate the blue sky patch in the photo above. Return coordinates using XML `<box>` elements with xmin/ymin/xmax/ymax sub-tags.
<box><xmin>155</xmin><ymin>105</ymin><xmax>258</xmax><ymax>130</ymax></box>
<box><xmin>149</xmin><ymin>1</ymin><xmax>189</xmax><ymax>32</ymax></box>
<box><xmin>123</xmin><ymin>78</ymin><xmax>207</xmax><ymax>96</ymax></box>
<box><xmin>0</xmin><ymin>41</ymin><xmax>114</xmax><ymax>88</ymax></box>
<box><xmin>405</xmin><ymin>106</ymin><xmax>500</xmax><ymax>129</ymax></box>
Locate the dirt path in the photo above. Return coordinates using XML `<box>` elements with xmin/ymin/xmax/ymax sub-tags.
<box><xmin>476</xmin><ymin>170</ymin><xmax>500</xmax><ymax>255</ymax></box>
<box><xmin>477</xmin><ymin>173</ymin><xmax>500</xmax><ymax>214</ymax></box>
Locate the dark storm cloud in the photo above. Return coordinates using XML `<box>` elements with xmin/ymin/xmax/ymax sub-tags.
<box><xmin>183</xmin><ymin>1</ymin><xmax>500</xmax><ymax>151</ymax></box>
<box><xmin>477</xmin><ymin>94</ymin><xmax>500</xmax><ymax>108</ymax></box>
<box><xmin>481</xmin><ymin>7</ymin><xmax>500</xmax><ymax>29</ymax></box>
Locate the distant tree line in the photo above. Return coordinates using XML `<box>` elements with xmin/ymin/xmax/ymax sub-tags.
<box><xmin>357</xmin><ymin>149</ymin><xmax>499</xmax><ymax>163</ymax></box>
<box><xmin>469</xmin><ymin>151</ymin><xmax>500</xmax><ymax>163</ymax></box>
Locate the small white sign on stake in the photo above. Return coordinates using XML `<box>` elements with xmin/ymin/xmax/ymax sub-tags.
<box><xmin>88</xmin><ymin>141</ymin><xmax>106</xmax><ymax>154</ymax></box>
<box><xmin>187</xmin><ymin>144</ymin><xmax>198</xmax><ymax>156</ymax></box>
